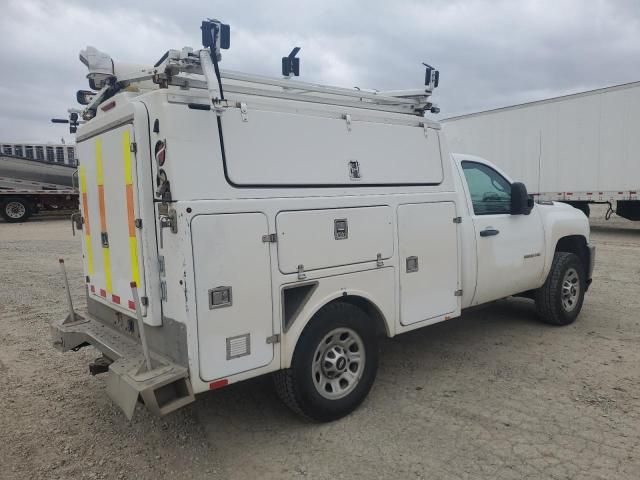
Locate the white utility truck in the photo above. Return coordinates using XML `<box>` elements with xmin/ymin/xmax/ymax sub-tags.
<box><xmin>52</xmin><ymin>19</ymin><xmax>595</xmax><ymax>422</ymax></box>
<box><xmin>442</xmin><ymin>82</ymin><xmax>640</xmax><ymax>220</ymax></box>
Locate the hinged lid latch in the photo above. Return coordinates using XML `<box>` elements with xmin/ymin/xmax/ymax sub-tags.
<box><xmin>421</xmin><ymin>122</ymin><xmax>428</xmax><ymax>137</ymax></box>
<box><xmin>130</xmin><ymin>142</ymin><xmax>137</xmax><ymax>153</ymax></box>
<box><xmin>262</xmin><ymin>233</ymin><xmax>277</xmax><ymax>243</ymax></box>
<box><xmin>453</xmin><ymin>217</ymin><xmax>462</xmax><ymax>224</ymax></box>
<box><xmin>454</xmin><ymin>289</ymin><xmax>463</xmax><ymax>297</ymax></box>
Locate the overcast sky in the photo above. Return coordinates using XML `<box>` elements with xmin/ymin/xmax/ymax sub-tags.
<box><xmin>1</xmin><ymin>0</ymin><xmax>640</xmax><ymax>143</ymax></box>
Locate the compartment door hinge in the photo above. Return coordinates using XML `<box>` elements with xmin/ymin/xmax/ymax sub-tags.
<box><xmin>262</xmin><ymin>233</ymin><xmax>277</xmax><ymax>243</ymax></box>
<box><xmin>454</xmin><ymin>289</ymin><xmax>463</xmax><ymax>297</ymax></box>
<box><xmin>343</xmin><ymin>114</ymin><xmax>352</xmax><ymax>131</ymax></box>
<box><xmin>453</xmin><ymin>216</ymin><xmax>462</xmax><ymax>224</ymax></box>
<box><xmin>240</xmin><ymin>102</ymin><xmax>248</xmax><ymax>122</ymax></box>
<box><xmin>266</xmin><ymin>334</ymin><xmax>281</xmax><ymax>344</ymax></box>
<box><xmin>130</xmin><ymin>142</ymin><xmax>137</xmax><ymax>154</ymax></box>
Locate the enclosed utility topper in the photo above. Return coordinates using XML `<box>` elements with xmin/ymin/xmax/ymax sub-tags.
<box><xmin>52</xmin><ymin>19</ymin><xmax>595</xmax><ymax>421</ymax></box>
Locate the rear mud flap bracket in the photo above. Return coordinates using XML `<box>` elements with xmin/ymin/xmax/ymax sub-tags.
<box><xmin>106</xmin><ymin>356</ymin><xmax>195</xmax><ymax>420</ymax></box>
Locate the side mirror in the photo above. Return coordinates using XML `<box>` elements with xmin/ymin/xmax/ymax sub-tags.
<box><xmin>511</xmin><ymin>182</ymin><xmax>533</xmax><ymax>215</ymax></box>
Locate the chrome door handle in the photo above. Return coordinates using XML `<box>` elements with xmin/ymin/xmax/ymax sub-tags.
<box><xmin>480</xmin><ymin>228</ymin><xmax>500</xmax><ymax>237</ymax></box>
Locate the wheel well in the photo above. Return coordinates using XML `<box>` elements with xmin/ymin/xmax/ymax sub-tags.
<box><xmin>555</xmin><ymin>235</ymin><xmax>589</xmax><ymax>274</ymax></box>
<box><xmin>337</xmin><ymin>295</ymin><xmax>390</xmax><ymax>338</ymax></box>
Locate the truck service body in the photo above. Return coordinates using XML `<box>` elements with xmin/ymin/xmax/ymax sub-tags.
<box><xmin>442</xmin><ymin>81</ymin><xmax>640</xmax><ymax>220</ymax></box>
<box><xmin>52</xmin><ymin>20</ymin><xmax>595</xmax><ymax>421</ymax></box>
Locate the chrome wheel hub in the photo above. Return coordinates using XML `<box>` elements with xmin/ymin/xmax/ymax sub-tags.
<box><xmin>312</xmin><ymin>327</ymin><xmax>365</xmax><ymax>400</ymax></box>
<box><xmin>561</xmin><ymin>267</ymin><xmax>580</xmax><ymax>312</ymax></box>
<box><xmin>5</xmin><ymin>201</ymin><xmax>26</xmax><ymax>219</ymax></box>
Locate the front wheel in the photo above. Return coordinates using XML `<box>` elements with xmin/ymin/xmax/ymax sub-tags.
<box><xmin>535</xmin><ymin>252</ymin><xmax>586</xmax><ymax>325</ymax></box>
<box><xmin>273</xmin><ymin>301</ymin><xmax>379</xmax><ymax>422</ymax></box>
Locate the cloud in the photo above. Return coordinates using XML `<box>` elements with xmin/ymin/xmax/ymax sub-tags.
<box><xmin>1</xmin><ymin>0</ymin><xmax>640</xmax><ymax>142</ymax></box>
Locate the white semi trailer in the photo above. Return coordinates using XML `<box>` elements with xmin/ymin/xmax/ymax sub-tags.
<box><xmin>442</xmin><ymin>82</ymin><xmax>640</xmax><ymax>220</ymax></box>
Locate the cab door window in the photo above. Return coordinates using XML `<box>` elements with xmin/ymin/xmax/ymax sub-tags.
<box><xmin>461</xmin><ymin>161</ymin><xmax>511</xmax><ymax>215</ymax></box>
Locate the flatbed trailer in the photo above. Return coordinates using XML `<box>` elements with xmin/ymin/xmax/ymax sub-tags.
<box><xmin>0</xmin><ymin>155</ymin><xmax>78</xmax><ymax>222</ymax></box>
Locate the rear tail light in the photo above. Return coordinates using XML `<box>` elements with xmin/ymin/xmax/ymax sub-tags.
<box><xmin>155</xmin><ymin>140</ymin><xmax>166</xmax><ymax>166</ymax></box>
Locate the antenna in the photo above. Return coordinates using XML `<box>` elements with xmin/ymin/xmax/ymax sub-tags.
<box><xmin>282</xmin><ymin>47</ymin><xmax>301</xmax><ymax>78</ymax></box>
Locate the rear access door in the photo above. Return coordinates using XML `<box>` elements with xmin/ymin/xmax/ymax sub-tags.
<box><xmin>77</xmin><ymin>124</ymin><xmax>154</xmax><ymax>318</ymax></box>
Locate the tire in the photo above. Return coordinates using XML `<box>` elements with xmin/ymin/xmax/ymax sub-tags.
<box><xmin>1</xmin><ymin>197</ymin><xmax>32</xmax><ymax>223</ymax></box>
<box><xmin>273</xmin><ymin>301</ymin><xmax>379</xmax><ymax>422</ymax></box>
<box><xmin>535</xmin><ymin>252</ymin><xmax>586</xmax><ymax>325</ymax></box>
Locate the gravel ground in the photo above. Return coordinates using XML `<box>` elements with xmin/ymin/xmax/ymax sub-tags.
<box><xmin>1</xmin><ymin>206</ymin><xmax>639</xmax><ymax>480</ymax></box>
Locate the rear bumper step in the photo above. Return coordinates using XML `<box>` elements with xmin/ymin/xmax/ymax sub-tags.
<box><xmin>52</xmin><ymin>312</ymin><xmax>194</xmax><ymax>419</ymax></box>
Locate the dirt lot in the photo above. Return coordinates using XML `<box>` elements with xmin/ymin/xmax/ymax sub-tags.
<box><xmin>1</xmin><ymin>208</ymin><xmax>639</xmax><ymax>480</ymax></box>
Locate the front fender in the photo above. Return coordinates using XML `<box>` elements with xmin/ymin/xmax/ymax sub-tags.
<box><xmin>538</xmin><ymin>202</ymin><xmax>590</xmax><ymax>279</ymax></box>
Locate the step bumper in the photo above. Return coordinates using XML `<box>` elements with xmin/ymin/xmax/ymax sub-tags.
<box><xmin>51</xmin><ymin>312</ymin><xmax>195</xmax><ymax>419</ymax></box>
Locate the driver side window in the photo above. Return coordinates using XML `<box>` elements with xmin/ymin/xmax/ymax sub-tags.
<box><xmin>461</xmin><ymin>161</ymin><xmax>511</xmax><ymax>215</ymax></box>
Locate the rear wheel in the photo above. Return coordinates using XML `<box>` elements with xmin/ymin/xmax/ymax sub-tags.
<box><xmin>1</xmin><ymin>197</ymin><xmax>32</xmax><ymax>223</ymax></box>
<box><xmin>535</xmin><ymin>252</ymin><xmax>585</xmax><ymax>325</ymax></box>
<box><xmin>273</xmin><ymin>301</ymin><xmax>379</xmax><ymax>422</ymax></box>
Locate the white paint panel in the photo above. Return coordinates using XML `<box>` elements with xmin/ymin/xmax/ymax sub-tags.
<box><xmin>276</xmin><ymin>206</ymin><xmax>393</xmax><ymax>274</ymax></box>
<box><xmin>443</xmin><ymin>83</ymin><xmax>640</xmax><ymax>195</ymax></box>
<box><xmin>222</xmin><ymin>107</ymin><xmax>443</xmax><ymax>185</ymax></box>
<box><xmin>192</xmin><ymin>213</ymin><xmax>274</xmax><ymax>381</ymax></box>
<box><xmin>397</xmin><ymin>202</ymin><xmax>459</xmax><ymax>325</ymax></box>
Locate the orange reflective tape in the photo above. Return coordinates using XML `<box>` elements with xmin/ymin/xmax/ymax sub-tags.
<box><xmin>98</xmin><ymin>185</ymin><xmax>107</xmax><ymax>232</ymax></box>
<box><xmin>126</xmin><ymin>184</ymin><xmax>135</xmax><ymax>237</ymax></box>
<box><xmin>81</xmin><ymin>192</ymin><xmax>91</xmax><ymax>235</ymax></box>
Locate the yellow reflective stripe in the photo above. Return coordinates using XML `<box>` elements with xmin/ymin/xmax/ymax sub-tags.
<box><xmin>102</xmin><ymin>247</ymin><xmax>112</xmax><ymax>294</ymax></box>
<box><xmin>129</xmin><ymin>236</ymin><xmax>140</xmax><ymax>287</ymax></box>
<box><xmin>79</xmin><ymin>165</ymin><xmax>94</xmax><ymax>275</ymax></box>
<box><xmin>95</xmin><ymin>139</ymin><xmax>104</xmax><ymax>186</ymax></box>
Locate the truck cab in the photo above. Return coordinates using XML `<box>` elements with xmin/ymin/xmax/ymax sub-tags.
<box><xmin>453</xmin><ymin>154</ymin><xmax>594</xmax><ymax>311</ymax></box>
<box><xmin>51</xmin><ymin>20</ymin><xmax>594</xmax><ymax>422</ymax></box>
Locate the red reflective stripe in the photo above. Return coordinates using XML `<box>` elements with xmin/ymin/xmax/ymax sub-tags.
<box><xmin>128</xmin><ymin>300</ymin><xmax>136</xmax><ymax>310</ymax></box>
<box><xmin>90</xmin><ymin>285</ymin><xmax>95</xmax><ymax>293</ymax></box>
<box><xmin>209</xmin><ymin>379</ymin><xmax>229</xmax><ymax>390</ymax></box>
<box><xmin>100</xmin><ymin>289</ymin><xmax>106</xmax><ymax>298</ymax></box>
<box><xmin>112</xmin><ymin>294</ymin><xmax>120</xmax><ymax>304</ymax></box>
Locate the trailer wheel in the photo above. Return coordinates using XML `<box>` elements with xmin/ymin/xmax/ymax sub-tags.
<box><xmin>273</xmin><ymin>301</ymin><xmax>379</xmax><ymax>422</ymax></box>
<box><xmin>535</xmin><ymin>252</ymin><xmax>586</xmax><ymax>325</ymax></box>
<box><xmin>1</xmin><ymin>197</ymin><xmax>32</xmax><ymax>223</ymax></box>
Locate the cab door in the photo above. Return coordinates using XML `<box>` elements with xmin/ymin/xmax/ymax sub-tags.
<box><xmin>460</xmin><ymin>160</ymin><xmax>545</xmax><ymax>305</ymax></box>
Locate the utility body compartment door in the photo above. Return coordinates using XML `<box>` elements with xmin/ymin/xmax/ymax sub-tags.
<box><xmin>220</xmin><ymin>107</ymin><xmax>443</xmax><ymax>186</ymax></box>
<box><xmin>397</xmin><ymin>202</ymin><xmax>460</xmax><ymax>325</ymax></box>
<box><xmin>77</xmin><ymin>124</ymin><xmax>152</xmax><ymax>318</ymax></box>
<box><xmin>191</xmin><ymin>213</ymin><xmax>274</xmax><ymax>381</ymax></box>
<box><xmin>276</xmin><ymin>206</ymin><xmax>394</xmax><ymax>273</ymax></box>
